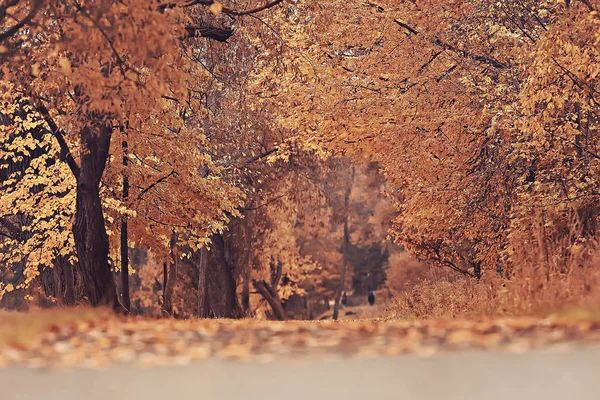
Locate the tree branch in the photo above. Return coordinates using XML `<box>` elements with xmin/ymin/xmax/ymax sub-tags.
<box><xmin>431</xmin><ymin>247</ymin><xmax>475</xmax><ymax>277</ymax></box>
<box><xmin>252</xmin><ymin>279</ymin><xmax>287</xmax><ymax>320</ymax></box>
<box><xmin>184</xmin><ymin>25</ymin><xmax>234</xmax><ymax>42</ymax></box>
<box><xmin>391</xmin><ymin>18</ymin><xmax>508</xmax><ymax>69</ymax></box>
<box><xmin>136</xmin><ymin>170</ymin><xmax>178</xmax><ymax>200</ymax></box>
<box><xmin>394</xmin><ymin>19</ymin><xmax>419</xmax><ymax>35</ymax></box>
<box><xmin>165</xmin><ymin>1</ymin><xmax>285</xmax><ymax>42</ymax></box>
<box><xmin>435</xmin><ymin>64</ymin><xmax>457</xmax><ymax>82</ymax></box>
<box><xmin>222</xmin><ymin>0</ymin><xmax>285</xmax><ymax>16</ymax></box>
<box><xmin>162</xmin><ymin>0</ymin><xmax>285</xmax><ymax>16</ymax></box>
<box><xmin>270</xmin><ymin>260</ymin><xmax>282</xmax><ymax>288</ymax></box>
<box><xmin>0</xmin><ymin>217</ymin><xmax>23</xmax><ymax>241</ymax></box>
<box><xmin>443</xmin><ymin>259</ymin><xmax>475</xmax><ymax>277</ymax></box>
<box><xmin>0</xmin><ymin>0</ymin><xmax>42</xmax><ymax>45</ymax></box>
<box><xmin>72</xmin><ymin>0</ymin><xmax>128</xmax><ymax>74</ymax></box>
<box><xmin>432</xmin><ymin>38</ymin><xmax>508</xmax><ymax>69</ymax></box>
<box><xmin>239</xmin><ymin>192</ymin><xmax>287</xmax><ymax>211</ymax></box>
<box><xmin>244</xmin><ymin>148</ymin><xmax>277</xmax><ymax>164</ymax></box>
<box><xmin>419</xmin><ymin>50</ymin><xmax>443</xmax><ymax>73</ymax></box>
<box><xmin>35</xmin><ymin>104</ymin><xmax>81</xmax><ymax>179</ymax></box>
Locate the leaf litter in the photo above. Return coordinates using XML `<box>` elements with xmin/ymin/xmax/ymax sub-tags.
<box><xmin>1</xmin><ymin>308</ymin><xmax>599</xmax><ymax>369</ymax></box>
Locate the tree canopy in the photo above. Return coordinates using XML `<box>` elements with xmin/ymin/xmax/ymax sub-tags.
<box><xmin>2</xmin><ymin>0</ymin><xmax>600</xmax><ymax>318</ymax></box>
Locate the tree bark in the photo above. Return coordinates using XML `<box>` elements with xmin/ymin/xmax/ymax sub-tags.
<box><xmin>197</xmin><ymin>247</ymin><xmax>209</xmax><ymax>318</ymax></box>
<box><xmin>62</xmin><ymin>258</ymin><xmax>75</xmax><ymax>306</ymax></box>
<box><xmin>240</xmin><ymin>216</ymin><xmax>251</xmax><ymax>316</ymax></box>
<box><xmin>120</xmin><ymin>139</ymin><xmax>130</xmax><ymax>312</ymax></box>
<box><xmin>120</xmin><ymin>215</ymin><xmax>130</xmax><ymax>310</ymax></box>
<box><xmin>333</xmin><ymin>167</ymin><xmax>354</xmax><ymax>320</ymax></box>
<box><xmin>253</xmin><ymin>261</ymin><xmax>287</xmax><ymax>320</ymax></box>
<box><xmin>184</xmin><ymin>25</ymin><xmax>234</xmax><ymax>42</ymax></box>
<box><xmin>162</xmin><ymin>262</ymin><xmax>168</xmax><ymax>308</ymax></box>
<box><xmin>208</xmin><ymin>233</ymin><xmax>243</xmax><ymax>318</ymax></box>
<box><xmin>72</xmin><ymin>121</ymin><xmax>118</xmax><ymax>308</ymax></box>
<box><xmin>333</xmin><ymin>218</ymin><xmax>349</xmax><ymax>320</ymax></box>
<box><xmin>40</xmin><ymin>256</ymin><xmax>75</xmax><ymax>306</ymax></box>
<box><xmin>472</xmin><ymin>260</ymin><xmax>482</xmax><ymax>280</ymax></box>
<box><xmin>241</xmin><ymin>259</ymin><xmax>250</xmax><ymax>315</ymax></box>
<box><xmin>162</xmin><ymin>234</ymin><xmax>178</xmax><ymax>316</ymax></box>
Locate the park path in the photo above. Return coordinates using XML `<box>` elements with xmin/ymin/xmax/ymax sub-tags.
<box><xmin>2</xmin><ymin>346</ymin><xmax>600</xmax><ymax>400</ymax></box>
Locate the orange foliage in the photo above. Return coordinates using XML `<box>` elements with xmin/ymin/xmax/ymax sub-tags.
<box><xmin>259</xmin><ymin>0</ymin><xmax>600</xmax><ymax>282</ymax></box>
<box><xmin>3</xmin><ymin>0</ymin><xmax>600</xmax><ymax>318</ymax></box>
<box><xmin>387</xmin><ymin>216</ymin><xmax>600</xmax><ymax>319</ymax></box>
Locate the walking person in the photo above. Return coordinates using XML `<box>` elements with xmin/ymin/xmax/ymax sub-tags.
<box><xmin>368</xmin><ymin>290</ymin><xmax>375</xmax><ymax>306</ymax></box>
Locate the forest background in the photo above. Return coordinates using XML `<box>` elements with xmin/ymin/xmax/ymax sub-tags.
<box><xmin>1</xmin><ymin>0</ymin><xmax>600</xmax><ymax>320</ymax></box>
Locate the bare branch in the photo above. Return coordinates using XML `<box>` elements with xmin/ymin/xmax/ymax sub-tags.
<box><xmin>394</xmin><ymin>19</ymin><xmax>419</xmax><ymax>35</ymax></box>
<box><xmin>136</xmin><ymin>170</ymin><xmax>178</xmax><ymax>200</ymax></box>
<box><xmin>435</xmin><ymin>64</ymin><xmax>457</xmax><ymax>82</ymax></box>
<box><xmin>391</xmin><ymin>17</ymin><xmax>508</xmax><ymax>69</ymax></box>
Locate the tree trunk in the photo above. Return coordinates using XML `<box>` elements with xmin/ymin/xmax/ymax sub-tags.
<box><xmin>253</xmin><ymin>261</ymin><xmax>287</xmax><ymax>320</ymax></box>
<box><xmin>162</xmin><ymin>234</ymin><xmax>178</xmax><ymax>316</ymax></box>
<box><xmin>197</xmin><ymin>247</ymin><xmax>209</xmax><ymax>318</ymax></box>
<box><xmin>162</xmin><ymin>262</ymin><xmax>168</xmax><ymax>308</ymax></box>
<box><xmin>208</xmin><ymin>233</ymin><xmax>243</xmax><ymax>318</ymax></box>
<box><xmin>55</xmin><ymin>260</ymin><xmax>86</xmax><ymax>306</ymax></box>
<box><xmin>240</xmin><ymin>216</ymin><xmax>251</xmax><ymax>316</ymax></box>
<box><xmin>120</xmin><ymin>218</ymin><xmax>130</xmax><ymax>311</ymax></box>
<box><xmin>472</xmin><ymin>260</ymin><xmax>482</xmax><ymax>280</ymax></box>
<box><xmin>241</xmin><ymin>260</ymin><xmax>250</xmax><ymax>315</ymax></box>
<box><xmin>196</xmin><ymin>165</ymin><xmax>211</xmax><ymax>318</ymax></box>
<box><xmin>120</xmin><ymin>139</ymin><xmax>130</xmax><ymax>312</ymax></box>
<box><xmin>252</xmin><ymin>280</ymin><xmax>287</xmax><ymax>321</ymax></box>
<box><xmin>72</xmin><ymin>122</ymin><xmax>118</xmax><ymax>308</ymax></box>
<box><xmin>333</xmin><ymin>167</ymin><xmax>354</xmax><ymax>320</ymax></box>
<box><xmin>333</xmin><ymin>218</ymin><xmax>349</xmax><ymax>320</ymax></box>
<box><xmin>62</xmin><ymin>258</ymin><xmax>75</xmax><ymax>306</ymax></box>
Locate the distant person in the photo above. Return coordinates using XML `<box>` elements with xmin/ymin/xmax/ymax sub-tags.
<box><xmin>341</xmin><ymin>291</ymin><xmax>347</xmax><ymax>308</ymax></box>
<box><xmin>368</xmin><ymin>290</ymin><xmax>375</xmax><ymax>306</ymax></box>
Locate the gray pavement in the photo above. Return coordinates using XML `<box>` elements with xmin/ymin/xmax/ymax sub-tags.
<box><xmin>1</xmin><ymin>346</ymin><xmax>600</xmax><ymax>400</ymax></box>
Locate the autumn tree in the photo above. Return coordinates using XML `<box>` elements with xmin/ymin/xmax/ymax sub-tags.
<box><xmin>0</xmin><ymin>0</ymin><xmax>285</xmax><ymax>310</ymax></box>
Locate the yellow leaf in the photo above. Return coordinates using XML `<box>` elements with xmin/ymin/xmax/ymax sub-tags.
<box><xmin>210</xmin><ymin>2</ymin><xmax>223</xmax><ymax>15</ymax></box>
<box><xmin>58</xmin><ymin>57</ymin><xmax>71</xmax><ymax>75</ymax></box>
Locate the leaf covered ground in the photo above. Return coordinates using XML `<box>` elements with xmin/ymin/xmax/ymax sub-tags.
<box><xmin>1</xmin><ymin>308</ymin><xmax>600</xmax><ymax>369</ymax></box>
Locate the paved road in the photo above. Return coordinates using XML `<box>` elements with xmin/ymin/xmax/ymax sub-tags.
<box><xmin>2</xmin><ymin>346</ymin><xmax>599</xmax><ymax>400</ymax></box>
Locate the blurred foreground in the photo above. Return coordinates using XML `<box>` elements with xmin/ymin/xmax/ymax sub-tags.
<box><xmin>1</xmin><ymin>309</ymin><xmax>600</xmax><ymax>399</ymax></box>
<box><xmin>1</xmin><ymin>342</ymin><xmax>600</xmax><ymax>400</ymax></box>
<box><xmin>1</xmin><ymin>308</ymin><xmax>599</xmax><ymax>368</ymax></box>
